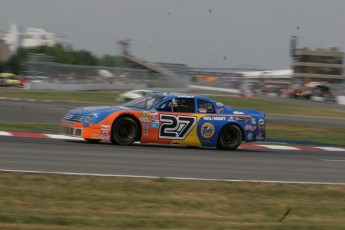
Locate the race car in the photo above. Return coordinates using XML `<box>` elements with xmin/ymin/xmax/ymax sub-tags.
<box><xmin>60</xmin><ymin>93</ymin><xmax>266</xmax><ymax>150</ymax></box>
<box><xmin>116</xmin><ymin>89</ymin><xmax>155</xmax><ymax>102</ymax></box>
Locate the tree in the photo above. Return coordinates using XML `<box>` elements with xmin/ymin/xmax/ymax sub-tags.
<box><xmin>2</xmin><ymin>45</ymin><xmax>123</xmax><ymax>74</ymax></box>
<box><xmin>98</xmin><ymin>55</ymin><xmax>123</xmax><ymax>67</ymax></box>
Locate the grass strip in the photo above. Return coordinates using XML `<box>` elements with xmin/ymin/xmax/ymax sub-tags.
<box><xmin>0</xmin><ymin>172</ymin><xmax>344</xmax><ymax>230</ymax></box>
<box><xmin>266</xmin><ymin>121</ymin><xmax>345</xmax><ymax>146</ymax></box>
<box><xmin>0</xmin><ymin>123</ymin><xmax>59</xmax><ymax>134</ymax></box>
<box><xmin>1</xmin><ymin>89</ymin><xmax>345</xmax><ymax>119</ymax></box>
<box><xmin>0</xmin><ymin>90</ymin><xmax>123</xmax><ymax>104</ymax></box>
<box><xmin>0</xmin><ymin>121</ymin><xmax>344</xmax><ymax>146</ymax></box>
<box><xmin>210</xmin><ymin>95</ymin><xmax>345</xmax><ymax>119</ymax></box>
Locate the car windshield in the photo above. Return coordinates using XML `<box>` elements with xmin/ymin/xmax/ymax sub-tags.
<box><xmin>122</xmin><ymin>95</ymin><xmax>167</xmax><ymax>110</ymax></box>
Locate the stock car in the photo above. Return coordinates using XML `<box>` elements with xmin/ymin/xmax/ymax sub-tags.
<box><xmin>60</xmin><ymin>93</ymin><xmax>266</xmax><ymax>150</ymax></box>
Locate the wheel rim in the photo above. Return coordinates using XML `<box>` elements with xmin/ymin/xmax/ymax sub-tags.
<box><xmin>117</xmin><ymin>122</ymin><xmax>134</xmax><ymax>141</ymax></box>
<box><xmin>222</xmin><ymin>128</ymin><xmax>240</xmax><ymax>147</ymax></box>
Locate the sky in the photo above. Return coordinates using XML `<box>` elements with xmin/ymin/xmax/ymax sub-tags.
<box><xmin>1</xmin><ymin>0</ymin><xmax>345</xmax><ymax>70</ymax></box>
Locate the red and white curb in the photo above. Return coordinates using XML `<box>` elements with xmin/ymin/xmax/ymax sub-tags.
<box><xmin>1</xmin><ymin>131</ymin><xmax>345</xmax><ymax>152</ymax></box>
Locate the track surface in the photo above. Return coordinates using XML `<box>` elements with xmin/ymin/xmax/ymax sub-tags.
<box><xmin>1</xmin><ymin>95</ymin><xmax>344</xmax><ymax>184</ymax></box>
<box><xmin>1</xmin><ymin>136</ymin><xmax>345</xmax><ymax>184</ymax></box>
<box><xmin>1</xmin><ymin>98</ymin><xmax>345</xmax><ymax>125</ymax></box>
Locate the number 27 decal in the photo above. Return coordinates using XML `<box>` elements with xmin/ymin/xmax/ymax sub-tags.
<box><xmin>159</xmin><ymin>114</ymin><xmax>197</xmax><ymax>140</ymax></box>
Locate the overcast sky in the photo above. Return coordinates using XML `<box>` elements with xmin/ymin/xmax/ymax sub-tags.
<box><xmin>1</xmin><ymin>0</ymin><xmax>345</xmax><ymax>69</ymax></box>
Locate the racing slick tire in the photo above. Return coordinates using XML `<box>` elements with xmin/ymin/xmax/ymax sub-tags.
<box><xmin>217</xmin><ymin>124</ymin><xmax>242</xmax><ymax>151</ymax></box>
<box><xmin>111</xmin><ymin>116</ymin><xmax>139</xmax><ymax>145</ymax></box>
<box><xmin>84</xmin><ymin>139</ymin><xmax>101</xmax><ymax>143</ymax></box>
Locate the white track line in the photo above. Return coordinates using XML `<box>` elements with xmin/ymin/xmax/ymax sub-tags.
<box><xmin>258</xmin><ymin>145</ymin><xmax>299</xmax><ymax>150</ymax></box>
<box><xmin>0</xmin><ymin>131</ymin><xmax>12</xmax><ymax>136</ymax></box>
<box><xmin>317</xmin><ymin>147</ymin><xmax>345</xmax><ymax>152</ymax></box>
<box><xmin>44</xmin><ymin>134</ymin><xmax>84</xmax><ymax>140</ymax></box>
<box><xmin>1</xmin><ymin>169</ymin><xmax>345</xmax><ymax>185</ymax></box>
<box><xmin>1</xmin><ymin>131</ymin><xmax>345</xmax><ymax>151</ymax></box>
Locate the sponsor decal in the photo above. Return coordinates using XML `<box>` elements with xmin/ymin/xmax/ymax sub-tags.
<box><xmin>258</xmin><ymin>119</ymin><xmax>265</xmax><ymax>131</ymax></box>
<box><xmin>140</xmin><ymin>117</ymin><xmax>150</xmax><ymax>123</ymax></box>
<box><xmin>251</xmin><ymin>118</ymin><xmax>257</xmax><ymax>125</ymax></box>
<box><xmin>159</xmin><ymin>114</ymin><xmax>197</xmax><ymax>140</ymax></box>
<box><xmin>143</xmin><ymin>125</ymin><xmax>150</xmax><ymax>135</ymax></box>
<box><xmin>201</xmin><ymin>123</ymin><xmax>215</xmax><ymax>138</ymax></box>
<box><xmin>236</xmin><ymin>117</ymin><xmax>245</xmax><ymax>122</ymax></box>
<box><xmin>256</xmin><ymin>132</ymin><xmax>264</xmax><ymax>140</ymax></box>
<box><xmin>151</xmin><ymin>120</ymin><xmax>159</xmax><ymax>128</ymax></box>
<box><xmin>233</xmin><ymin>111</ymin><xmax>244</xmax><ymax>115</ymax></box>
<box><xmin>203</xmin><ymin>116</ymin><xmax>226</xmax><ymax>121</ymax></box>
<box><xmin>245</xmin><ymin>116</ymin><xmax>251</xmax><ymax>123</ymax></box>
<box><xmin>216</xmin><ymin>102</ymin><xmax>224</xmax><ymax>106</ymax></box>
<box><xmin>247</xmin><ymin>132</ymin><xmax>253</xmax><ymax>141</ymax></box>
<box><xmin>244</xmin><ymin>125</ymin><xmax>257</xmax><ymax>131</ymax></box>
<box><xmin>92</xmin><ymin>134</ymin><xmax>100</xmax><ymax>139</ymax></box>
<box><xmin>141</xmin><ymin>112</ymin><xmax>150</xmax><ymax>118</ymax></box>
<box><xmin>101</xmin><ymin>125</ymin><xmax>111</xmax><ymax>140</ymax></box>
<box><xmin>151</xmin><ymin>115</ymin><xmax>159</xmax><ymax>120</ymax></box>
<box><xmin>101</xmin><ymin>125</ymin><xmax>111</xmax><ymax>131</ymax></box>
<box><xmin>227</xmin><ymin>116</ymin><xmax>235</xmax><ymax>122</ymax></box>
<box><xmin>201</xmin><ymin>139</ymin><xmax>213</xmax><ymax>143</ymax></box>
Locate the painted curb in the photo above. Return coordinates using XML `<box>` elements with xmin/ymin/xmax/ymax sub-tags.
<box><xmin>1</xmin><ymin>131</ymin><xmax>345</xmax><ymax>151</ymax></box>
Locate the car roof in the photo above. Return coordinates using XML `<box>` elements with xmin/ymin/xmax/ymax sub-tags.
<box><xmin>152</xmin><ymin>92</ymin><xmax>215</xmax><ymax>102</ymax></box>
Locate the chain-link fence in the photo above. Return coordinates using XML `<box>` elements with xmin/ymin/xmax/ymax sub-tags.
<box><xmin>22</xmin><ymin>54</ymin><xmax>190</xmax><ymax>88</ymax></box>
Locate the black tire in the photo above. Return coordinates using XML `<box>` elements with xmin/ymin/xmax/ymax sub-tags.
<box><xmin>85</xmin><ymin>139</ymin><xmax>101</xmax><ymax>143</ymax></box>
<box><xmin>111</xmin><ymin>116</ymin><xmax>139</xmax><ymax>145</ymax></box>
<box><xmin>217</xmin><ymin>124</ymin><xmax>242</xmax><ymax>150</ymax></box>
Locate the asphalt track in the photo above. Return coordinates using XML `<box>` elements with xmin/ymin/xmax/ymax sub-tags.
<box><xmin>1</xmin><ymin>136</ymin><xmax>345</xmax><ymax>184</ymax></box>
<box><xmin>1</xmin><ymin>95</ymin><xmax>345</xmax><ymax>184</ymax></box>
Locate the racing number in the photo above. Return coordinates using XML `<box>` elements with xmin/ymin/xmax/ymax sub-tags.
<box><xmin>159</xmin><ymin>114</ymin><xmax>197</xmax><ymax>140</ymax></box>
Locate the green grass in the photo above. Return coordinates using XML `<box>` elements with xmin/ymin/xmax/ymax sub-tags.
<box><xmin>0</xmin><ymin>89</ymin><xmax>123</xmax><ymax>104</ymax></box>
<box><xmin>1</xmin><ymin>89</ymin><xmax>345</xmax><ymax>118</ymax></box>
<box><xmin>0</xmin><ymin>123</ymin><xmax>59</xmax><ymax>134</ymax></box>
<box><xmin>0</xmin><ymin>172</ymin><xmax>344</xmax><ymax>230</ymax></box>
<box><xmin>267</xmin><ymin>121</ymin><xmax>345</xmax><ymax>146</ymax></box>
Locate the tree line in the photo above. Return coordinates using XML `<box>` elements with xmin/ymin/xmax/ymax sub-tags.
<box><xmin>0</xmin><ymin>44</ymin><xmax>124</xmax><ymax>74</ymax></box>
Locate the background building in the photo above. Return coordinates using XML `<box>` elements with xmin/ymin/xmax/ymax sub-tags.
<box><xmin>292</xmin><ymin>47</ymin><xmax>344</xmax><ymax>84</ymax></box>
<box><xmin>20</xmin><ymin>28</ymin><xmax>63</xmax><ymax>49</ymax></box>
<box><xmin>0</xmin><ymin>39</ymin><xmax>10</xmax><ymax>62</ymax></box>
<box><xmin>1</xmin><ymin>24</ymin><xmax>66</xmax><ymax>54</ymax></box>
<box><xmin>1</xmin><ymin>24</ymin><xmax>19</xmax><ymax>54</ymax></box>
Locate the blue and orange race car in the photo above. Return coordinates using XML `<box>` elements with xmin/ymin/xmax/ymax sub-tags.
<box><xmin>60</xmin><ymin>93</ymin><xmax>266</xmax><ymax>150</ymax></box>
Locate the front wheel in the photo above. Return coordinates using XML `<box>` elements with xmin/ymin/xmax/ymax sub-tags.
<box><xmin>111</xmin><ymin>116</ymin><xmax>139</xmax><ymax>145</ymax></box>
<box><xmin>217</xmin><ymin>124</ymin><xmax>242</xmax><ymax>150</ymax></box>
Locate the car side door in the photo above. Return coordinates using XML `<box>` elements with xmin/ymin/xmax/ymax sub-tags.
<box><xmin>144</xmin><ymin>97</ymin><xmax>199</xmax><ymax>146</ymax></box>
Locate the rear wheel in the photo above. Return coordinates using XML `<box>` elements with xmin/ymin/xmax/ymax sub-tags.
<box><xmin>217</xmin><ymin>124</ymin><xmax>242</xmax><ymax>150</ymax></box>
<box><xmin>111</xmin><ymin>116</ymin><xmax>139</xmax><ymax>145</ymax></box>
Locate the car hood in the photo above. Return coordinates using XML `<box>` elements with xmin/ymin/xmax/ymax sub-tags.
<box><xmin>238</xmin><ymin>109</ymin><xmax>265</xmax><ymax>118</ymax></box>
<box><xmin>68</xmin><ymin>105</ymin><xmax>136</xmax><ymax>115</ymax></box>
<box><xmin>221</xmin><ymin>106</ymin><xmax>265</xmax><ymax>118</ymax></box>
<box><xmin>64</xmin><ymin>105</ymin><xmax>142</xmax><ymax>124</ymax></box>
